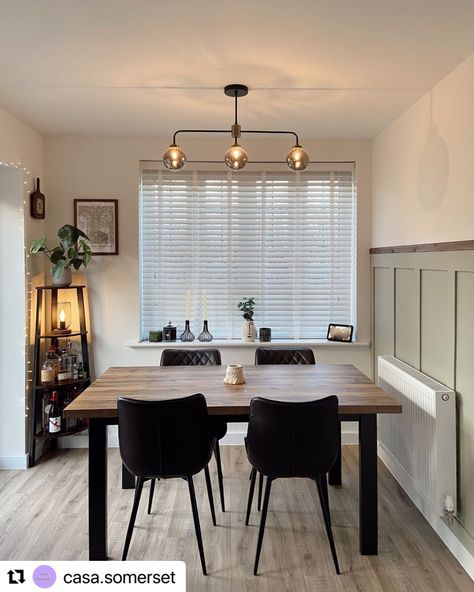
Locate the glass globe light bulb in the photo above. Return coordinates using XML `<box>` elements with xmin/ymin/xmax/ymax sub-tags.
<box><xmin>163</xmin><ymin>144</ymin><xmax>186</xmax><ymax>170</ymax></box>
<box><xmin>286</xmin><ymin>144</ymin><xmax>310</xmax><ymax>171</ymax></box>
<box><xmin>225</xmin><ymin>142</ymin><xmax>248</xmax><ymax>170</ymax></box>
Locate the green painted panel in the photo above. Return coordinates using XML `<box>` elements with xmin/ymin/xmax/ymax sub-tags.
<box><xmin>455</xmin><ymin>271</ymin><xmax>474</xmax><ymax>539</ymax></box>
<box><xmin>395</xmin><ymin>268</ymin><xmax>419</xmax><ymax>368</ymax></box>
<box><xmin>373</xmin><ymin>267</ymin><xmax>394</xmax><ymax>377</ymax></box>
<box><xmin>420</xmin><ymin>269</ymin><xmax>454</xmax><ymax>388</ymax></box>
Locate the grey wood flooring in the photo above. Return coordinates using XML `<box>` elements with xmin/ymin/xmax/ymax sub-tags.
<box><xmin>0</xmin><ymin>446</ymin><xmax>472</xmax><ymax>591</ymax></box>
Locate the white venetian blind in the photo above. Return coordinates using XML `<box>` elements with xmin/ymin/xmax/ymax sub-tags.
<box><xmin>140</xmin><ymin>164</ymin><xmax>356</xmax><ymax>340</ymax></box>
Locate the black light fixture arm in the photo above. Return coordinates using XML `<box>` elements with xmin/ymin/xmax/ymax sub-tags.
<box><xmin>172</xmin><ymin>129</ymin><xmax>300</xmax><ymax>145</ymax></box>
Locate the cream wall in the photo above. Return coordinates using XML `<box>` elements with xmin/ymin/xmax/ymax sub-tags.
<box><xmin>372</xmin><ymin>53</ymin><xmax>474</xmax><ymax>247</ymax></box>
<box><xmin>0</xmin><ymin>106</ymin><xmax>44</xmax><ymax>468</ymax></box>
<box><xmin>44</xmin><ymin>136</ymin><xmax>372</xmax><ymax>381</ymax></box>
<box><xmin>372</xmin><ymin>53</ymin><xmax>474</xmax><ymax>575</ymax></box>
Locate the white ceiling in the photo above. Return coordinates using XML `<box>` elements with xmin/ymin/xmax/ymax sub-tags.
<box><xmin>0</xmin><ymin>0</ymin><xmax>473</xmax><ymax>138</ymax></box>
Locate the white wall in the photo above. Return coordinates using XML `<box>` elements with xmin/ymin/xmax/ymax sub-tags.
<box><xmin>372</xmin><ymin>53</ymin><xmax>474</xmax><ymax>247</ymax></box>
<box><xmin>0</xmin><ymin>106</ymin><xmax>44</xmax><ymax>468</ymax></box>
<box><xmin>44</xmin><ymin>136</ymin><xmax>372</xmax><ymax>379</ymax></box>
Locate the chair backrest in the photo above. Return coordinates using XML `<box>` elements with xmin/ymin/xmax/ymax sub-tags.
<box><xmin>255</xmin><ymin>347</ymin><xmax>315</xmax><ymax>365</ymax></box>
<box><xmin>160</xmin><ymin>348</ymin><xmax>222</xmax><ymax>366</ymax></box>
<box><xmin>118</xmin><ymin>394</ymin><xmax>214</xmax><ymax>479</ymax></box>
<box><xmin>246</xmin><ymin>396</ymin><xmax>339</xmax><ymax>478</ymax></box>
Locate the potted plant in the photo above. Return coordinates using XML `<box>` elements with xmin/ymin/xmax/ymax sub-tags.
<box><xmin>30</xmin><ymin>224</ymin><xmax>92</xmax><ymax>287</ymax></box>
<box><xmin>238</xmin><ymin>297</ymin><xmax>257</xmax><ymax>342</ymax></box>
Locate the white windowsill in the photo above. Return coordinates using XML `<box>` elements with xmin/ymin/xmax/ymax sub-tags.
<box><xmin>126</xmin><ymin>339</ymin><xmax>370</xmax><ymax>349</ymax></box>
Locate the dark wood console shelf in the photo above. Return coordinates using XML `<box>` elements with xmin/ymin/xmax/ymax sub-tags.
<box><xmin>29</xmin><ymin>285</ymin><xmax>91</xmax><ymax>467</ymax></box>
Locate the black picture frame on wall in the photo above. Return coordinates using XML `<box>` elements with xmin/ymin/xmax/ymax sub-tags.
<box><xmin>327</xmin><ymin>323</ymin><xmax>354</xmax><ymax>342</ymax></box>
<box><xmin>74</xmin><ymin>199</ymin><xmax>119</xmax><ymax>255</ymax></box>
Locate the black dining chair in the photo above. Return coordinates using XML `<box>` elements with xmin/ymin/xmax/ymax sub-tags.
<box><xmin>255</xmin><ymin>346</ymin><xmax>316</xmax><ymax>365</ymax></box>
<box><xmin>118</xmin><ymin>394</ymin><xmax>216</xmax><ymax>574</ymax></box>
<box><xmin>158</xmin><ymin>348</ymin><xmax>227</xmax><ymax>512</ymax></box>
<box><xmin>245</xmin><ymin>396</ymin><xmax>341</xmax><ymax>576</ymax></box>
<box><xmin>253</xmin><ymin>346</ymin><xmax>317</xmax><ymax>508</ymax></box>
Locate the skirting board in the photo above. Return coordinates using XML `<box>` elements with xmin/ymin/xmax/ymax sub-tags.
<box><xmin>0</xmin><ymin>455</ymin><xmax>28</xmax><ymax>469</ymax></box>
<box><xmin>378</xmin><ymin>444</ymin><xmax>474</xmax><ymax>581</ymax></box>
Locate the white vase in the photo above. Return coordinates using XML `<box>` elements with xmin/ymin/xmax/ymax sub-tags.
<box><xmin>242</xmin><ymin>320</ymin><xmax>257</xmax><ymax>342</ymax></box>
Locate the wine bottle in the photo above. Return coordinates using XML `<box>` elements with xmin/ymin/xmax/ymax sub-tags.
<box><xmin>48</xmin><ymin>391</ymin><xmax>61</xmax><ymax>433</ymax></box>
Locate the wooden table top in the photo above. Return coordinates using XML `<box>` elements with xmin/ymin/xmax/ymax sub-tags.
<box><xmin>64</xmin><ymin>364</ymin><xmax>402</xmax><ymax>418</ymax></box>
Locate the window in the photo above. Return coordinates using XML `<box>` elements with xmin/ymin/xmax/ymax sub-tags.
<box><xmin>140</xmin><ymin>164</ymin><xmax>356</xmax><ymax>340</ymax></box>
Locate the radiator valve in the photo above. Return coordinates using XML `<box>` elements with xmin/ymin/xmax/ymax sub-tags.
<box><xmin>444</xmin><ymin>494</ymin><xmax>455</xmax><ymax>525</ymax></box>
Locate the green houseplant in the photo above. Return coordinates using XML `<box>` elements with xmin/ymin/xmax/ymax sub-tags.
<box><xmin>238</xmin><ymin>297</ymin><xmax>256</xmax><ymax>342</ymax></box>
<box><xmin>30</xmin><ymin>224</ymin><xmax>92</xmax><ymax>286</ymax></box>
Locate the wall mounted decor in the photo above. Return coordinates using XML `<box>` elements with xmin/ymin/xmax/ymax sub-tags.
<box><xmin>30</xmin><ymin>178</ymin><xmax>45</xmax><ymax>219</ymax></box>
<box><xmin>74</xmin><ymin>199</ymin><xmax>118</xmax><ymax>255</ymax></box>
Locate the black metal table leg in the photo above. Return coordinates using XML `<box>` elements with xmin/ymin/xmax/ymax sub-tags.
<box><xmin>328</xmin><ymin>418</ymin><xmax>342</xmax><ymax>485</ymax></box>
<box><xmin>122</xmin><ymin>463</ymin><xmax>135</xmax><ymax>489</ymax></box>
<box><xmin>89</xmin><ymin>419</ymin><xmax>108</xmax><ymax>560</ymax></box>
<box><xmin>359</xmin><ymin>414</ymin><xmax>378</xmax><ymax>555</ymax></box>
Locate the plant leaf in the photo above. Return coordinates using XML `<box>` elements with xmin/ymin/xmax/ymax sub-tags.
<box><xmin>29</xmin><ymin>237</ymin><xmax>46</xmax><ymax>254</ymax></box>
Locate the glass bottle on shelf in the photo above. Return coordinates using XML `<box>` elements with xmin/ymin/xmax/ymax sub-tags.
<box><xmin>40</xmin><ymin>359</ymin><xmax>55</xmax><ymax>384</ymax></box>
<box><xmin>67</xmin><ymin>341</ymin><xmax>77</xmax><ymax>365</ymax></box>
<box><xmin>46</xmin><ymin>344</ymin><xmax>60</xmax><ymax>381</ymax></box>
<box><xmin>48</xmin><ymin>391</ymin><xmax>61</xmax><ymax>433</ymax></box>
<box><xmin>58</xmin><ymin>348</ymin><xmax>72</xmax><ymax>382</ymax></box>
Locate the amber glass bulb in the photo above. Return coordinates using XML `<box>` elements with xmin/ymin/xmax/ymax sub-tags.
<box><xmin>286</xmin><ymin>144</ymin><xmax>310</xmax><ymax>171</ymax></box>
<box><xmin>163</xmin><ymin>144</ymin><xmax>186</xmax><ymax>170</ymax></box>
<box><xmin>225</xmin><ymin>142</ymin><xmax>248</xmax><ymax>170</ymax></box>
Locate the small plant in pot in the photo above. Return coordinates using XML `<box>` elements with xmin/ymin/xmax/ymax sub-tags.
<box><xmin>238</xmin><ymin>297</ymin><xmax>257</xmax><ymax>342</ymax></box>
<box><xmin>30</xmin><ymin>224</ymin><xmax>92</xmax><ymax>287</ymax></box>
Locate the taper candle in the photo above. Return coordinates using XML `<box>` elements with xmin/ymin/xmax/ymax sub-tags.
<box><xmin>185</xmin><ymin>290</ymin><xmax>191</xmax><ymax>319</ymax></box>
<box><xmin>203</xmin><ymin>289</ymin><xmax>208</xmax><ymax>319</ymax></box>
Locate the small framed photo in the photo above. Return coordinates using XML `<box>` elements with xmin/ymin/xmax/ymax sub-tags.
<box><xmin>327</xmin><ymin>323</ymin><xmax>354</xmax><ymax>342</ymax></box>
<box><xmin>74</xmin><ymin>199</ymin><xmax>118</xmax><ymax>255</ymax></box>
<box><xmin>30</xmin><ymin>178</ymin><xmax>45</xmax><ymax>219</ymax></box>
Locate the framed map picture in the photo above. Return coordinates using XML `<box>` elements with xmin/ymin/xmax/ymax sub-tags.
<box><xmin>74</xmin><ymin>199</ymin><xmax>118</xmax><ymax>255</ymax></box>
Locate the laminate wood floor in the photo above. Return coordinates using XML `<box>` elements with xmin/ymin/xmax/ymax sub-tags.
<box><xmin>0</xmin><ymin>446</ymin><xmax>472</xmax><ymax>591</ymax></box>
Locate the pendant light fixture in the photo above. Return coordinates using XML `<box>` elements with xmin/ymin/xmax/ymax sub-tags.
<box><xmin>163</xmin><ymin>84</ymin><xmax>309</xmax><ymax>171</ymax></box>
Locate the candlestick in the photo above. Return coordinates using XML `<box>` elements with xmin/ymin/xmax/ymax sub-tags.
<box><xmin>185</xmin><ymin>290</ymin><xmax>191</xmax><ymax>320</ymax></box>
<box><xmin>203</xmin><ymin>289</ymin><xmax>208</xmax><ymax>320</ymax></box>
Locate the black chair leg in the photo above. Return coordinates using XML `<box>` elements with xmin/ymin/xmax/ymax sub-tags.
<box><xmin>257</xmin><ymin>472</ymin><xmax>264</xmax><ymax>511</ymax></box>
<box><xmin>204</xmin><ymin>465</ymin><xmax>217</xmax><ymax>526</ymax></box>
<box><xmin>147</xmin><ymin>479</ymin><xmax>156</xmax><ymax>515</ymax></box>
<box><xmin>254</xmin><ymin>477</ymin><xmax>272</xmax><ymax>576</ymax></box>
<box><xmin>315</xmin><ymin>475</ymin><xmax>340</xmax><ymax>575</ymax></box>
<box><xmin>214</xmin><ymin>440</ymin><xmax>225</xmax><ymax>512</ymax></box>
<box><xmin>245</xmin><ymin>467</ymin><xmax>257</xmax><ymax>525</ymax></box>
<box><xmin>187</xmin><ymin>475</ymin><xmax>207</xmax><ymax>575</ymax></box>
<box><xmin>122</xmin><ymin>476</ymin><xmax>145</xmax><ymax>560</ymax></box>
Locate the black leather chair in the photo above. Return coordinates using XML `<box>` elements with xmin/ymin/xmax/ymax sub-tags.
<box><xmin>255</xmin><ymin>346</ymin><xmax>315</xmax><ymax>365</ymax></box>
<box><xmin>245</xmin><ymin>396</ymin><xmax>340</xmax><ymax>575</ymax></box>
<box><xmin>159</xmin><ymin>349</ymin><xmax>227</xmax><ymax>512</ymax></box>
<box><xmin>118</xmin><ymin>394</ymin><xmax>216</xmax><ymax>574</ymax></box>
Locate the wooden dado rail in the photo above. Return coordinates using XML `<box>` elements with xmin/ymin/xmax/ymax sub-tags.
<box><xmin>370</xmin><ymin>239</ymin><xmax>474</xmax><ymax>254</ymax></box>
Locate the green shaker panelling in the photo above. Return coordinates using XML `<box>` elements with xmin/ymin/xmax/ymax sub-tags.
<box><xmin>456</xmin><ymin>271</ymin><xmax>474</xmax><ymax>536</ymax></box>
<box><xmin>395</xmin><ymin>268</ymin><xmax>419</xmax><ymax>368</ymax></box>
<box><xmin>373</xmin><ymin>267</ymin><xmax>394</xmax><ymax>378</ymax></box>
<box><xmin>420</xmin><ymin>269</ymin><xmax>454</xmax><ymax>389</ymax></box>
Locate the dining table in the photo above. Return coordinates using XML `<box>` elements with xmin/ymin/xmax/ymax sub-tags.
<box><xmin>64</xmin><ymin>363</ymin><xmax>402</xmax><ymax>560</ymax></box>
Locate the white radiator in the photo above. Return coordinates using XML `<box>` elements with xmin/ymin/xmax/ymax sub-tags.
<box><xmin>377</xmin><ymin>356</ymin><xmax>456</xmax><ymax>518</ymax></box>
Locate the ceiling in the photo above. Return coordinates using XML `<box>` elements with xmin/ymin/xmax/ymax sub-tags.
<box><xmin>0</xmin><ymin>0</ymin><xmax>472</xmax><ymax>138</ymax></box>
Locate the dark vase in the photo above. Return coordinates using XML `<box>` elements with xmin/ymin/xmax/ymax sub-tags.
<box><xmin>180</xmin><ymin>320</ymin><xmax>195</xmax><ymax>342</ymax></box>
<box><xmin>198</xmin><ymin>320</ymin><xmax>213</xmax><ymax>342</ymax></box>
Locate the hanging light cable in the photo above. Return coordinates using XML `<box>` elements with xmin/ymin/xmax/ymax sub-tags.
<box><xmin>163</xmin><ymin>84</ymin><xmax>309</xmax><ymax>171</ymax></box>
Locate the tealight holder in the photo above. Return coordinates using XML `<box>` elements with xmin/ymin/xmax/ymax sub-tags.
<box><xmin>223</xmin><ymin>364</ymin><xmax>245</xmax><ymax>385</ymax></box>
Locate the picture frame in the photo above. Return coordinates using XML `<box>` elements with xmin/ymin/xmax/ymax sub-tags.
<box><xmin>73</xmin><ymin>199</ymin><xmax>118</xmax><ymax>255</ymax></box>
<box><xmin>327</xmin><ymin>323</ymin><xmax>354</xmax><ymax>342</ymax></box>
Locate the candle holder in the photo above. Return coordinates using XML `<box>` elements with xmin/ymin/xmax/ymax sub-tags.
<box><xmin>180</xmin><ymin>320</ymin><xmax>195</xmax><ymax>342</ymax></box>
<box><xmin>53</xmin><ymin>301</ymin><xmax>72</xmax><ymax>335</ymax></box>
<box><xmin>198</xmin><ymin>320</ymin><xmax>213</xmax><ymax>342</ymax></box>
